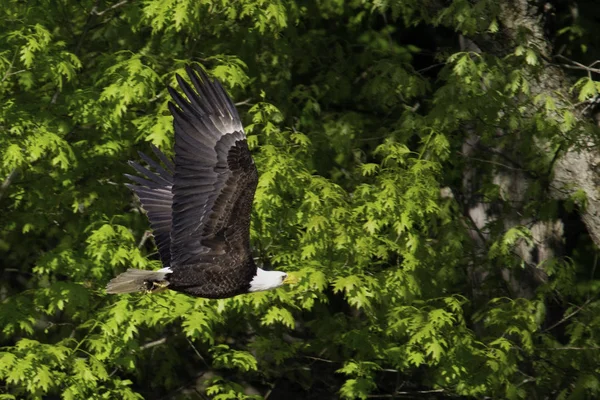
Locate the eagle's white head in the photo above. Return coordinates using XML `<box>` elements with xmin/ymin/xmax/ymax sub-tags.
<box><xmin>248</xmin><ymin>268</ymin><xmax>296</xmax><ymax>292</ymax></box>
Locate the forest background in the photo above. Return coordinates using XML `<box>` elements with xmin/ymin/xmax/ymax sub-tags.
<box><xmin>2</xmin><ymin>0</ymin><xmax>600</xmax><ymax>399</ymax></box>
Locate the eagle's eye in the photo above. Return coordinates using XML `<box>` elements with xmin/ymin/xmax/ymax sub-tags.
<box><xmin>281</xmin><ymin>274</ymin><xmax>287</xmax><ymax>282</ymax></box>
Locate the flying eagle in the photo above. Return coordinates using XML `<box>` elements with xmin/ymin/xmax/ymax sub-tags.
<box><xmin>106</xmin><ymin>65</ymin><xmax>294</xmax><ymax>299</ymax></box>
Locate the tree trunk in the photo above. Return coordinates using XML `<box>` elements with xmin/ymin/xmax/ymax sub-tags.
<box><xmin>460</xmin><ymin>0</ymin><xmax>599</xmax><ymax>298</ymax></box>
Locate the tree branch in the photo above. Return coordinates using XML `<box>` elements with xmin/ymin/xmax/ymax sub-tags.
<box><xmin>555</xmin><ymin>54</ymin><xmax>600</xmax><ymax>76</ymax></box>
<box><xmin>0</xmin><ymin>49</ymin><xmax>20</xmax><ymax>84</ymax></box>
<box><xmin>234</xmin><ymin>98</ymin><xmax>253</xmax><ymax>107</ymax></box>
<box><xmin>138</xmin><ymin>230</ymin><xmax>153</xmax><ymax>249</ymax></box>
<box><xmin>140</xmin><ymin>337</ymin><xmax>167</xmax><ymax>350</ymax></box>
<box><xmin>91</xmin><ymin>0</ymin><xmax>130</xmax><ymax>16</ymax></box>
<box><xmin>367</xmin><ymin>389</ymin><xmax>446</xmax><ymax>398</ymax></box>
<box><xmin>543</xmin><ymin>297</ymin><xmax>596</xmax><ymax>333</ymax></box>
<box><xmin>0</xmin><ymin>168</ymin><xmax>18</xmax><ymax>202</ymax></box>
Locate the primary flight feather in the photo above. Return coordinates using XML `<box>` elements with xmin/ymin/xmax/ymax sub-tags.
<box><xmin>106</xmin><ymin>65</ymin><xmax>294</xmax><ymax>298</ymax></box>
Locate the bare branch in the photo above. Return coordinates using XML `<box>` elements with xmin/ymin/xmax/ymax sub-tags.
<box><xmin>417</xmin><ymin>62</ymin><xmax>446</xmax><ymax>74</ymax></box>
<box><xmin>555</xmin><ymin>54</ymin><xmax>600</xmax><ymax>76</ymax></box>
<box><xmin>140</xmin><ymin>337</ymin><xmax>167</xmax><ymax>350</ymax></box>
<box><xmin>234</xmin><ymin>98</ymin><xmax>253</xmax><ymax>107</ymax></box>
<box><xmin>541</xmin><ymin>346</ymin><xmax>600</xmax><ymax>351</ymax></box>
<box><xmin>138</xmin><ymin>230</ymin><xmax>153</xmax><ymax>249</ymax></box>
<box><xmin>543</xmin><ymin>297</ymin><xmax>596</xmax><ymax>332</ymax></box>
<box><xmin>185</xmin><ymin>336</ymin><xmax>209</xmax><ymax>368</ymax></box>
<box><xmin>91</xmin><ymin>0</ymin><xmax>130</xmax><ymax>16</ymax></box>
<box><xmin>0</xmin><ymin>168</ymin><xmax>18</xmax><ymax>202</ymax></box>
<box><xmin>457</xmin><ymin>151</ymin><xmax>527</xmax><ymax>172</ymax></box>
<box><xmin>0</xmin><ymin>50</ymin><xmax>20</xmax><ymax>84</ymax></box>
<box><xmin>367</xmin><ymin>389</ymin><xmax>446</xmax><ymax>398</ymax></box>
<box><xmin>303</xmin><ymin>355</ymin><xmax>336</xmax><ymax>363</ymax></box>
<box><xmin>1</xmin><ymin>69</ymin><xmax>26</xmax><ymax>83</ymax></box>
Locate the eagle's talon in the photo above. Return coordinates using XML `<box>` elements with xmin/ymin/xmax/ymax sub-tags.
<box><xmin>143</xmin><ymin>281</ymin><xmax>168</xmax><ymax>294</ymax></box>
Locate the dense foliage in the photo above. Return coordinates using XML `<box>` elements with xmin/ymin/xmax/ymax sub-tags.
<box><xmin>2</xmin><ymin>0</ymin><xmax>600</xmax><ymax>398</ymax></box>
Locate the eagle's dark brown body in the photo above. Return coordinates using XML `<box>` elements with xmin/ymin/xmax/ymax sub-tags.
<box><xmin>167</xmin><ymin>257</ymin><xmax>257</xmax><ymax>299</ymax></box>
<box><xmin>106</xmin><ymin>65</ymin><xmax>265</xmax><ymax>299</ymax></box>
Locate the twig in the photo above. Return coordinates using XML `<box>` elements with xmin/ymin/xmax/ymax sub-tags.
<box><xmin>555</xmin><ymin>54</ymin><xmax>600</xmax><ymax>77</ymax></box>
<box><xmin>149</xmin><ymin>93</ymin><xmax>163</xmax><ymax>103</ymax></box>
<box><xmin>91</xmin><ymin>0</ymin><xmax>130</xmax><ymax>16</ymax></box>
<box><xmin>540</xmin><ymin>346</ymin><xmax>600</xmax><ymax>351</ymax></box>
<box><xmin>396</xmin><ymin>390</ymin><xmax>444</xmax><ymax>395</ymax></box>
<box><xmin>457</xmin><ymin>151</ymin><xmax>526</xmax><ymax>172</ymax></box>
<box><xmin>367</xmin><ymin>389</ymin><xmax>446</xmax><ymax>398</ymax></box>
<box><xmin>516</xmin><ymin>377</ymin><xmax>536</xmax><ymax>387</ymax></box>
<box><xmin>561</xmin><ymin>64</ymin><xmax>600</xmax><ymax>75</ymax></box>
<box><xmin>0</xmin><ymin>168</ymin><xmax>18</xmax><ymax>201</ymax></box>
<box><xmin>417</xmin><ymin>63</ymin><xmax>446</xmax><ymax>74</ymax></box>
<box><xmin>234</xmin><ymin>98</ymin><xmax>253</xmax><ymax>107</ymax></box>
<box><xmin>463</xmin><ymin>137</ymin><xmax>533</xmax><ymax>171</ymax></box>
<box><xmin>140</xmin><ymin>337</ymin><xmax>167</xmax><ymax>350</ymax></box>
<box><xmin>185</xmin><ymin>336</ymin><xmax>209</xmax><ymax>368</ymax></box>
<box><xmin>543</xmin><ymin>297</ymin><xmax>595</xmax><ymax>332</ymax></box>
<box><xmin>264</xmin><ymin>379</ymin><xmax>279</xmax><ymax>400</ymax></box>
<box><xmin>50</xmin><ymin>89</ymin><xmax>60</xmax><ymax>104</ymax></box>
<box><xmin>138</xmin><ymin>230</ymin><xmax>153</xmax><ymax>248</ymax></box>
<box><xmin>304</xmin><ymin>356</ymin><xmax>335</xmax><ymax>363</ymax></box>
<box><xmin>303</xmin><ymin>356</ymin><xmax>399</xmax><ymax>373</ymax></box>
<box><xmin>1</xmin><ymin>69</ymin><xmax>26</xmax><ymax>83</ymax></box>
<box><xmin>0</xmin><ymin>50</ymin><xmax>19</xmax><ymax>83</ymax></box>
<box><xmin>2</xmin><ymin>268</ymin><xmax>32</xmax><ymax>275</ymax></box>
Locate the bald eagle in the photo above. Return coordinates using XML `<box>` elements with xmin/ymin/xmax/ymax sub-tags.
<box><xmin>106</xmin><ymin>65</ymin><xmax>294</xmax><ymax>299</ymax></box>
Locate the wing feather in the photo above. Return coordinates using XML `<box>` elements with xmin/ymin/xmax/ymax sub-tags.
<box><xmin>124</xmin><ymin>146</ymin><xmax>174</xmax><ymax>266</ymax></box>
<box><xmin>169</xmin><ymin>65</ymin><xmax>258</xmax><ymax>268</ymax></box>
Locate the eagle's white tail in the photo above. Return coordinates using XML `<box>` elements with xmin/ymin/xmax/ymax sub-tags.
<box><xmin>106</xmin><ymin>268</ymin><xmax>171</xmax><ymax>294</ymax></box>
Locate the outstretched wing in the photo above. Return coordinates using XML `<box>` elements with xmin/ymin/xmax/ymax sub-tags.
<box><xmin>168</xmin><ymin>65</ymin><xmax>258</xmax><ymax>268</ymax></box>
<box><xmin>124</xmin><ymin>145</ymin><xmax>174</xmax><ymax>267</ymax></box>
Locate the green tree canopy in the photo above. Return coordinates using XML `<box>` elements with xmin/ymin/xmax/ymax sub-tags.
<box><xmin>2</xmin><ymin>0</ymin><xmax>600</xmax><ymax>399</ymax></box>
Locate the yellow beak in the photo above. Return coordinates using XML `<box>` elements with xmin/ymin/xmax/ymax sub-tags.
<box><xmin>283</xmin><ymin>274</ymin><xmax>298</xmax><ymax>285</ymax></box>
